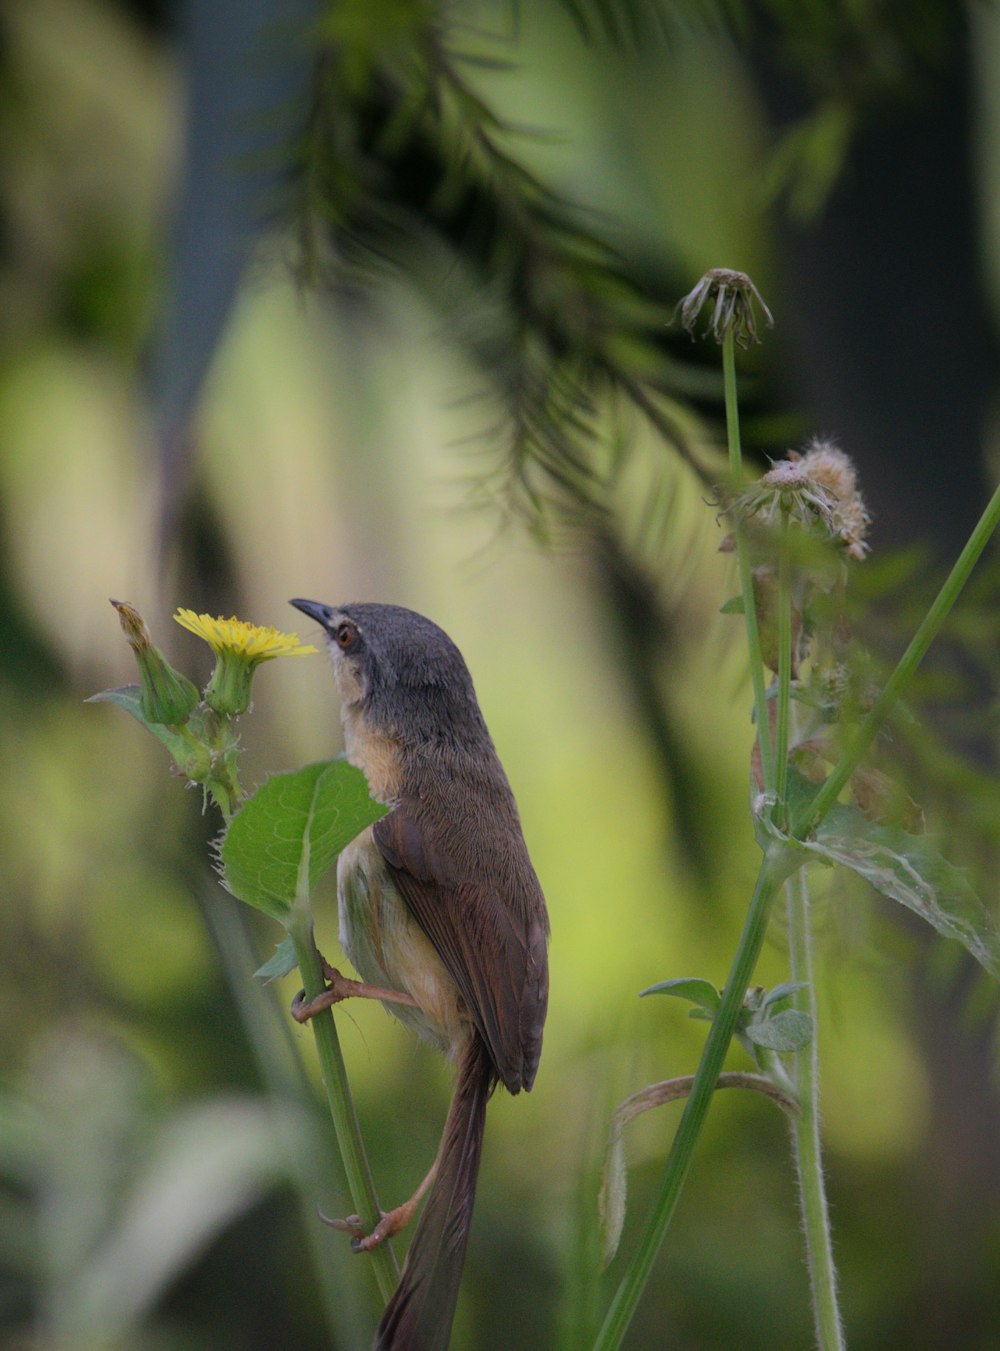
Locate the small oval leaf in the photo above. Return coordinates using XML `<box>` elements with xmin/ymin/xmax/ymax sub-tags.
<box><xmin>253</xmin><ymin>936</ymin><xmax>299</xmax><ymax>983</ymax></box>
<box><xmin>640</xmin><ymin>977</ymin><xmax>721</xmax><ymax>1013</ymax></box>
<box><xmin>762</xmin><ymin>981</ymin><xmax>809</xmax><ymax>1011</ymax></box>
<box><xmin>746</xmin><ymin>1009</ymin><xmax>814</xmax><ymax>1053</ymax></box>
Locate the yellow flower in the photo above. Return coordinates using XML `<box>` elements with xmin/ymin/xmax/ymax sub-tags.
<box><xmin>174</xmin><ymin>609</ymin><xmax>317</xmax><ymax>716</ymax></box>
<box><xmin>174</xmin><ymin>610</ymin><xmax>317</xmax><ymax>660</ymax></box>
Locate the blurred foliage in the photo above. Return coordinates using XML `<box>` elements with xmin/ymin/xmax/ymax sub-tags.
<box><xmin>2</xmin><ymin>0</ymin><xmax>1000</xmax><ymax>1349</ymax></box>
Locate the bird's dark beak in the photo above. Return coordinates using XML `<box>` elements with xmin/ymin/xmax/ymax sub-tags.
<box><xmin>289</xmin><ymin>598</ymin><xmax>334</xmax><ymax>631</ymax></box>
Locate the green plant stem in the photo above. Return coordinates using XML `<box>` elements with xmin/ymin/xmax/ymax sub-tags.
<box><xmin>722</xmin><ymin>331</ymin><xmax>776</xmax><ymax>793</ymax></box>
<box><xmin>204</xmin><ymin>718</ymin><xmax>243</xmax><ymax>823</ymax></box>
<box><xmin>774</xmin><ymin>507</ymin><xmax>793</xmax><ymax>822</ymax></box>
<box><xmin>287</xmin><ymin>911</ymin><xmax>400</xmax><ymax>1303</ymax></box>
<box><xmin>592</xmin><ymin>847</ymin><xmax>790</xmax><ymax>1351</ymax></box>
<box><xmin>785</xmin><ymin>866</ymin><xmax>845</xmax><ymax>1351</ymax></box>
<box><xmin>793</xmin><ymin>477</ymin><xmax>1000</xmax><ymax>836</ymax></box>
<box><xmin>201</xmin><ymin>891</ymin><xmax>372</xmax><ymax>1346</ymax></box>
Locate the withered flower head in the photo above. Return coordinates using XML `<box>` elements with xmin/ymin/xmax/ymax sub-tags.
<box><xmin>675</xmin><ymin>268</ymin><xmax>774</xmax><ymax>349</ymax></box>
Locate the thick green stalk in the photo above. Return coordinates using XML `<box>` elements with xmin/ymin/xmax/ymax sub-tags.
<box><xmin>287</xmin><ymin>911</ymin><xmax>400</xmax><ymax>1303</ymax></box>
<box><xmin>794</xmin><ymin>477</ymin><xmax>1000</xmax><ymax>836</ymax></box>
<box><xmin>722</xmin><ymin>331</ymin><xmax>776</xmax><ymax>793</ymax></box>
<box><xmin>201</xmin><ymin>892</ymin><xmax>372</xmax><ymax>1344</ymax></box>
<box><xmin>785</xmin><ymin>867</ymin><xmax>845</xmax><ymax>1350</ymax></box>
<box><xmin>592</xmin><ymin>848</ymin><xmax>789</xmax><ymax>1351</ymax></box>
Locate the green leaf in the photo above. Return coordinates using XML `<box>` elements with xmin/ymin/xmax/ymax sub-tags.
<box><xmin>220</xmin><ymin>759</ymin><xmax>388</xmax><ymax>923</ymax></box>
<box><xmin>745</xmin><ymin>1009</ymin><xmax>814</xmax><ymax>1053</ymax></box>
<box><xmin>88</xmin><ymin>685</ymin><xmax>198</xmax><ymax>761</ymax></box>
<box><xmin>719</xmin><ymin>595</ymin><xmax>745</xmax><ymax>615</ymax></box>
<box><xmin>639</xmin><ymin>977</ymin><xmax>721</xmax><ymax>1013</ymax></box>
<box><xmin>762</xmin><ymin>981</ymin><xmax>808</xmax><ymax>1011</ymax></box>
<box><xmin>253</xmin><ymin>936</ymin><xmax>299</xmax><ymax>983</ymax></box>
<box><xmin>804</xmin><ymin>802</ymin><xmax>1000</xmax><ymax>981</ymax></box>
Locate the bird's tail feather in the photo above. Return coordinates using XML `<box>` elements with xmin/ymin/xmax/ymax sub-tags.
<box><xmin>375</xmin><ymin>1036</ymin><xmax>495</xmax><ymax>1351</ymax></box>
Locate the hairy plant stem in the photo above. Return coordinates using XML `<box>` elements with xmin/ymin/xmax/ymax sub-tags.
<box><xmin>592</xmin><ymin>848</ymin><xmax>790</xmax><ymax>1351</ymax></box>
<box><xmin>793</xmin><ymin>476</ymin><xmax>1000</xmax><ymax>837</ymax></box>
<box><xmin>722</xmin><ymin>331</ymin><xmax>776</xmax><ymax>794</ymax></box>
<box><xmin>785</xmin><ymin>866</ymin><xmax>845</xmax><ymax>1350</ymax></box>
<box><xmin>287</xmin><ymin>909</ymin><xmax>400</xmax><ymax>1303</ymax></box>
<box><xmin>592</xmin><ymin>335</ymin><xmax>795</xmax><ymax>1351</ymax></box>
<box><xmin>774</xmin><ymin>508</ymin><xmax>793</xmax><ymax>823</ymax></box>
<box><xmin>774</xmin><ymin>520</ymin><xmax>842</xmax><ymax>1344</ymax></box>
<box><xmin>204</xmin><ymin>717</ymin><xmax>242</xmax><ymax>823</ymax></box>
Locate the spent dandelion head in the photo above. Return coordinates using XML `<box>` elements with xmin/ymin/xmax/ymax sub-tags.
<box><xmin>174</xmin><ymin>610</ymin><xmax>317</xmax><ymax>717</ymax></box>
<box><xmin>731</xmin><ymin>459</ymin><xmax>838</xmax><ymax>536</ymax></box>
<box><xmin>675</xmin><ymin>268</ymin><xmax>774</xmax><ymax>349</ymax></box>
<box><xmin>728</xmin><ymin>444</ymin><xmax>869</xmax><ymax>562</ymax></box>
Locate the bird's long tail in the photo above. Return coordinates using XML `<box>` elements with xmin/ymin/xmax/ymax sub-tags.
<box><xmin>375</xmin><ymin>1035</ymin><xmax>495</xmax><ymax>1351</ymax></box>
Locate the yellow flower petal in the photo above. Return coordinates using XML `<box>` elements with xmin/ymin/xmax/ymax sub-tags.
<box><xmin>174</xmin><ymin>609</ymin><xmax>317</xmax><ymax>661</ymax></box>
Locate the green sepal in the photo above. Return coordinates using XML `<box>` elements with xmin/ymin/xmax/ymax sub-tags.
<box><xmin>220</xmin><ymin>758</ymin><xmax>388</xmax><ymax>923</ymax></box>
<box><xmin>137</xmin><ymin>649</ymin><xmax>199</xmax><ymax>725</ymax></box>
<box><xmin>204</xmin><ymin>650</ymin><xmax>255</xmax><ymax>718</ymax></box>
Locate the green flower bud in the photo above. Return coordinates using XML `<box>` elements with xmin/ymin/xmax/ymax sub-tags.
<box><xmin>110</xmin><ymin>600</ymin><xmax>200</xmax><ymax>726</ymax></box>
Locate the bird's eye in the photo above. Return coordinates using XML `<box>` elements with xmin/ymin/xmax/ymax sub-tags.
<box><xmin>335</xmin><ymin>622</ymin><xmax>356</xmax><ymax>650</ymax></box>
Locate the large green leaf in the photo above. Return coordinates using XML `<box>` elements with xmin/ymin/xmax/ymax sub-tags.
<box><xmin>803</xmin><ymin>801</ymin><xmax>1000</xmax><ymax>981</ymax></box>
<box><xmin>220</xmin><ymin>759</ymin><xmax>388</xmax><ymax>923</ymax></box>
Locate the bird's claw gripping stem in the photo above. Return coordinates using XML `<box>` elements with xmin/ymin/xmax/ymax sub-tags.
<box><xmin>291</xmin><ymin>959</ymin><xmax>419</xmax><ymax>1023</ymax></box>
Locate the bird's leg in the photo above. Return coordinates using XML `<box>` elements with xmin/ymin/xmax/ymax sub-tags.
<box><xmin>320</xmin><ymin>1148</ymin><xmax>441</xmax><ymax>1253</ymax></box>
<box><xmin>291</xmin><ymin>958</ymin><xmax>419</xmax><ymax>1024</ymax></box>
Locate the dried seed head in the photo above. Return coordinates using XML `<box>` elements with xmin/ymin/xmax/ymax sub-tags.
<box><xmin>798</xmin><ymin>440</ymin><xmax>871</xmax><ymax>561</ymax></box>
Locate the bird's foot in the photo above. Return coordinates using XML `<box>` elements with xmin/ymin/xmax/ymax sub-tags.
<box><xmin>291</xmin><ymin>960</ymin><xmax>418</xmax><ymax>1024</ymax></box>
<box><xmin>319</xmin><ymin>1196</ymin><xmax>424</xmax><ymax>1253</ymax></box>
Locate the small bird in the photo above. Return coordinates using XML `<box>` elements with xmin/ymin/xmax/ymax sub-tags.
<box><xmin>289</xmin><ymin>599</ymin><xmax>550</xmax><ymax>1351</ymax></box>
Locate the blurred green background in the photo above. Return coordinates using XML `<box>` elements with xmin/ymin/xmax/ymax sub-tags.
<box><xmin>3</xmin><ymin>1</ymin><xmax>1000</xmax><ymax>1348</ymax></box>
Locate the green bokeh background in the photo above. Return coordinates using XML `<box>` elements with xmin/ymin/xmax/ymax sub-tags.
<box><xmin>3</xmin><ymin>2</ymin><xmax>1000</xmax><ymax>1348</ymax></box>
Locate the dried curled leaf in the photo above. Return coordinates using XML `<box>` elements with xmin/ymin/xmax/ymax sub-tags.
<box><xmin>599</xmin><ymin>1073</ymin><xmax>798</xmax><ymax>1266</ymax></box>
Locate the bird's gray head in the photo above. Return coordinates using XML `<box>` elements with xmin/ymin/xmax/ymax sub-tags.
<box><xmin>289</xmin><ymin>599</ymin><xmax>488</xmax><ymax>746</ymax></box>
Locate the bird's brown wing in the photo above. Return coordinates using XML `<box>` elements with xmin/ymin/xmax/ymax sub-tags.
<box><xmin>373</xmin><ymin>797</ymin><xmax>548</xmax><ymax>1095</ymax></box>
